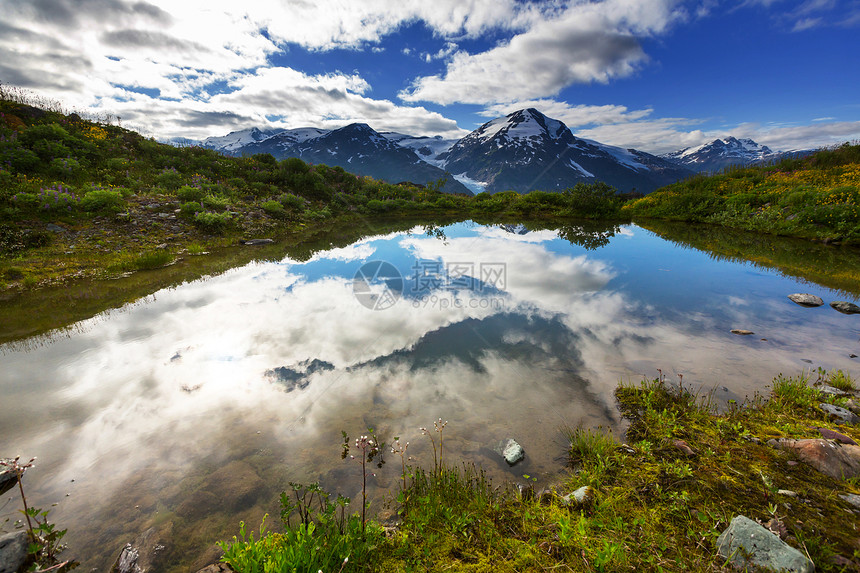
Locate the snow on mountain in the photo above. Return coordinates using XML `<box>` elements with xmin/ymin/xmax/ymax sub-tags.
<box><xmin>379</xmin><ymin>132</ymin><xmax>457</xmax><ymax>167</ymax></box>
<box><xmin>438</xmin><ymin>108</ymin><xmax>693</xmax><ymax>194</ymax></box>
<box><xmin>661</xmin><ymin>137</ymin><xmax>778</xmax><ymax>173</ymax></box>
<box><xmin>201</xmin><ymin>127</ymin><xmax>286</xmax><ymax>153</ymax></box>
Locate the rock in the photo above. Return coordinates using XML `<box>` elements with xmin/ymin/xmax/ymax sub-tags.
<box><xmin>788</xmin><ymin>293</ymin><xmax>824</xmax><ymax>307</ymax></box>
<box><xmin>820</xmin><ymin>403</ymin><xmax>860</xmax><ymax>425</ymax></box>
<box><xmin>774</xmin><ymin>438</ymin><xmax>860</xmax><ymax>479</ymax></box>
<box><xmin>110</xmin><ymin>523</ymin><xmax>172</xmax><ymax>573</ymax></box>
<box><xmin>0</xmin><ymin>530</ymin><xmax>28</xmax><ymax>573</ymax></box>
<box><xmin>202</xmin><ymin>461</ymin><xmax>264</xmax><ymax>511</ymax></box>
<box><xmin>195</xmin><ymin>564</ymin><xmax>233</xmax><ymax>573</ymax></box>
<box><xmin>673</xmin><ymin>439</ymin><xmax>696</xmax><ymax>456</ymax></box>
<box><xmin>0</xmin><ymin>461</ymin><xmax>16</xmax><ymax>496</ymax></box>
<box><xmin>831</xmin><ymin>301</ymin><xmax>860</xmax><ymax>315</ymax></box>
<box><xmin>818</xmin><ymin>427</ymin><xmax>857</xmax><ymax>445</ymax></box>
<box><xmin>731</xmin><ymin>329</ymin><xmax>754</xmax><ymax>335</ymax></box>
<box><xmin>561</xmin><ymin>485</ymin><xmax>594</xmax><ymax>507</ymax></box>
<box><xmin>45</xmin><ymin>223</ymin><xmax>66</xmax><ymax>233</ymax></box>
<box><xmin>817</xmin><ymin>384</ymin><xmax>847</xmax><ymax>397</ymax></box>
<box><xmin>716</xmin><ymin>515</ymin><xmax>814</xmax><ymax>573</ymax></box>
<box><xmin>839</xmin><ymin>493</ymin><xmax>860</xmax><ymax>509</ymax></box>
<box><xmin>777</xmin><ymin>489</ymin><xmax>797</xmax><ymax>497</ymax></box>
<box><xmin>243</xmin><ymin>239</ymin><xmax>274</xmax><ymax>246</ymax></box>
<box><xmin>495</xmin><ymin>438</ymin><xmax>525</xmax><ymax>466</ymax></box>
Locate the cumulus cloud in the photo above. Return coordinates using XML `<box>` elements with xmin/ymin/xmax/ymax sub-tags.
<box><xmin>400</xmin><ymin>0</ymin><xmax>686</xmax><ymax>105</ymax></box>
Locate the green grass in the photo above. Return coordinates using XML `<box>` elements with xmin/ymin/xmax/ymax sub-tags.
<box><xmin>826</xmin><ymin>369</ymin><xmax>856</xmax><ymax>391</ymax></box>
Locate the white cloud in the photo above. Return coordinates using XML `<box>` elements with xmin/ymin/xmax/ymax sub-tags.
<box><xmin>480</xmin><ymin>99</ymin><xmax>654</xmax><ymax>128</ymax></box>
<box><xmin>400</xmin><ymin>0</ymin><xmax>687</xmax><ymax>105</ymax></box>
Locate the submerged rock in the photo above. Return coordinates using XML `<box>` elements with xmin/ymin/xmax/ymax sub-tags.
<box><xmin>0</xmin><ymin>530</ymin><xmax>28</xmax><ymax>573</ymax></box>
<box><xmin>242</xmin><ymin>238</ymin><xmax>274</xmax><ymax>246</ymax></box>
<box><xmin>788</xmin><ymin>293</ymin><xmax>824</xmax><ymax>307</ymax></box>
<box><xmin>831</xmin><ymin>301</ymin><xmax>860</xmax><ymax>315</ymax></box>
<box><xmin>773</xmin><ymin>438</ymin><xmax>860</xmax><ymax>479</ymax></box>
<box><xmin>495</xmin><ymin>438</ymin><xmax>525</xmax><ymax>466</ymax></box>
<box><xmin>110</xmin><ymin>524</ymin><xmax>172</xmax><ymax>573</ymax></box>
<box><xmin>716</xmin><ymin>515</ymin><xmax>814</xmax><ymax>573</ymax></box>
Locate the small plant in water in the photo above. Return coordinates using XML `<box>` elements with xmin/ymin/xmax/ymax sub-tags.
<box><xmin>342</xmin><ymin>429</ymin><xmax>385</xmax><ymax>533</ymax></box>
<box><xmin>420</xmin><ymin>417</ymin><xmax>448</xmax><ymax>476</ymax></box>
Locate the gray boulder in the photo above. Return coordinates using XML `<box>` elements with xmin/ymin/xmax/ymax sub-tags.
<box><xmin>820</xmin><ymin>403</ymin><xmax>860</xmax><ymax>425</ymax></box>
<box><xmin>788</xmin><ymin>293</ymin><xmax>824</xmax><ymax>307</ymax></box>
<box><xmin>243</xmin><ymin>239</ymin><xmax>274</xmax><ymax>246</ymax></box>
<box><xmin>495</xmin><ymin>438</ymin><xmax>525</xmax><ymax>466</ymax></box>
<box><xmin>0</xmin><ymin>531</ymin><xmax>28</xmax><ymax>573</ymax></box>
<box><xmin>717</xmin><ymin>515</ymin><xmax>814</xmax><ymax>572</ymax></box>
<box><xmin>831</xmin><ymin>301</ymin><xmax>860</xmax><ymax>315</ymax></box>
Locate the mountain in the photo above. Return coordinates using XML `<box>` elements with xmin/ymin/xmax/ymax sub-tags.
<box><xmin>436</xmin><ymin>108</ymin><xmax>693</xmax><ymax>194</ymax></box>
<box><xmin>201</xmin><ymin>127</ymin><xmax>287</xmax><ymax>153</ymax></box>
<box><xmin>660</xmin><ymin>137</ymin><xmax>778</xmax><ymax>173</ymax></box>
<box><xmin>241</xmin><ymin>123</ymin><xmax>472</xmax><ymax>195</ymax></box>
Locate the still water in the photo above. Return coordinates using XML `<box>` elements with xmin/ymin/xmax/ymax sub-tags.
<box><xmin>1</xmin><ymin>221</ymin><xmax>859</xmax><ymax>570</ymax></box>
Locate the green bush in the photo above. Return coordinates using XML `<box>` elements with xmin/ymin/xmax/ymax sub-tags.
<box><xmin>179</xmin><ymin>201</ymin><xmax>203</xmax><ymax>219</ymax></box>
<box><xmin>261</xmin><ymin>200</ymin><xmax>286</xmax><ymax>218</ymax></box>
<box><xmin>194</xmin><ymin>211</ymin><xmax>232</xmax><ymax>234</ymax></box>
<box><xmin>278</xmin><ymin>193</ymin><xmax>305</xmax><ymax>210</ymax></box>
<box><xmin>176</xmin><ymin>185</ymin><xmax>204</xmax><ymax>202</ymax></box>
<box><xmin>201</xmin><ymin>194</ymin><xmax>230</xmax><ymax>211</ymax></box>
<box><xmin>155</xmin><ymin>168</ymin><xmax>183</xmax><ymax>190</ymax></box>
<box><xmin>81</xmin><ymin>188</ymin><xmax>124</xmax><ymax>213</ymax></box>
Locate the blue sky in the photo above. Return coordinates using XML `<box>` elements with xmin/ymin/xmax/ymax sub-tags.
<box><xmin>1</xmin><ymin>0</ymin><xmax>858</xmax><ymax>153</ymax></box>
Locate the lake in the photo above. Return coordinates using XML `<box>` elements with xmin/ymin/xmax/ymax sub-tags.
<box><xmin>1</xmin><ymin>220</ymin><xmax>858</xmax><ymax>571</ymax></box>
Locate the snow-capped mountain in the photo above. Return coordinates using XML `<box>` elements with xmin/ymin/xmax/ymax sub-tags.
<box><xmin>661</xmin><ymin>137</ymin><xmax>777</xmax><ymax>173</ymax></box>
<box><xmin>201</xmin><ymin>127</ymin><xmax>286</xmax><ymax>153</ymax></box>
<box><xmin>437</xmin><ymin>108</ymin><xmax>693</xmax><ymax>194</ymax></box>
<box><xmin>241</xmin><ymin>123</ymin><xmax>472</xmax><ymax>195</ymax></box>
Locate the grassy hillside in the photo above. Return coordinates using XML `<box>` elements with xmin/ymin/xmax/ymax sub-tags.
<box><xmin>625</xmin><ymin>143</ymin><xmax>860</xmax><ymax>244</ymax></box>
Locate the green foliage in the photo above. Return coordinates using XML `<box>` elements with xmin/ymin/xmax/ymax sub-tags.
<box><xmin>826</xmin><ymin>369</ymin><xmax>856</xmax><ymax>391</ymax></box>
<box><xmin>278</xmin><ymin>193</ymin><xmax>305</xmax><ymax>210</ymax></box>
<box><xmin>176</xmin><ymin>185</ymin><xmax>204</xmax><ymax>202</ymax></box>
<box><xmin>193</xmin><ymin>211</ymin><xmax>232</xmax><ymax>234</ymax></box>
<box><xmin>80</xmin><ymin>188</ymin><xmax>124</xmax><ymax>213</ymax></box>
<box><xmin>179</xmin><ymin>201</ymin><xmax>203</xmax><ymax>219</ymax></box>
<box><xmin>261</xmin><ymin>200</ymin><xmax>286</xmax><ymax>218</ymax></box>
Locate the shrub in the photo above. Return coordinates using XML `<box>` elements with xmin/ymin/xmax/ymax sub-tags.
<box><xmin>262</xmin><ymin>200</ymin><xmax>286</xmax><ymax>218</ymax></box>
<box><xmin>201</xmin><ymin>194</ymin><xmax>230</xmax><ymax>211</ymax></box>
<box><xmin>179</xmin><ymin>201</ymin><xmax>203</xmax><ymax>218</ymax></box>
<box><xmin>155</xmin><ymin>167</ymin><xmax>183</xmax><ymax>190</ymax></box>
<box><xmin>49</xmin><ymin>157</ymin><xmax>81</xmax><ymax>178</ymax></box>
<box><xmin>194</xmin><ymin>211</ymin><xmax>232</xmax><ymax>234</ymax></box>
<box><xmin>278</xmin><ymin>193</ymin><xmax>305</xmax><ymax>210</ymax></box>
<box><xmin>81</xmin><ymin>188</ymin><xmax>124</xmax><ymax>213</ymax></box>
<box><xmin>176</xmin><ymin>185</ymin><xmax>204</xmax><ymax>202</ymax></box>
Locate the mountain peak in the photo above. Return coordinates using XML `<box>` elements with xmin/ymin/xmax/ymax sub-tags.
<box><xmin>661</xmin><ymin>136</ymin><xmax>776</xmax><ymax>172</ymax></box>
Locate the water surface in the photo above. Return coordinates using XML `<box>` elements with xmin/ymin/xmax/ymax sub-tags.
<box><xmin>1</xmin><ymin>221</ymin><xmax>858</xmax><ymax>571</ymax></box>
